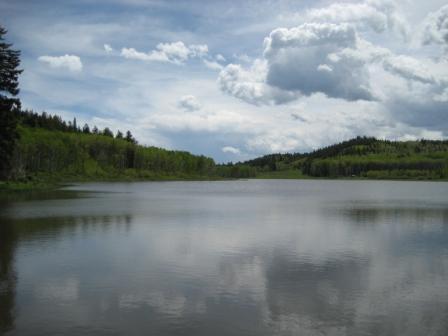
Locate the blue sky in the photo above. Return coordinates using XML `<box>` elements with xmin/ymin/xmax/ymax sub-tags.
<box><xmin>2</xmin><ymin>0</ymin><xmax>448</xmax><ymax>162</ymax></box>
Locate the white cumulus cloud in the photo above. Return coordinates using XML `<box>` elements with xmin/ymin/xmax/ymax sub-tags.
<box><xmin>219</xmin><ymin>22</ymin><xmax>375</xmax><ymax>103</ymax></box>
<box><xmin>421</xmin><ymin>4</ymin><xmax>448</xmax><ymax>48</ymax></box>
<box><xmin>306</xmin><ymin>0</ymin><xmax>410</xmax><ymax>37</ymax></box>
<box><xmin>104</xmin><ymin>44</ymin><xmax>113</xmax><ymax>53</ymax></box>
<box><xmin>382</xmin><ymin>55</ymin><xmax>437</xmax><ymax>85</ymax></box>
<box><xmin>38</xmin><ymin>54</ymin><xmax>83</xmax><ymax>72</ymax></box>
<box><xmin>218</xmin><ymin>59</ymin><xmax>299</xmax><ymax>105</ymax></box>
<box><xmin>203</xmin><ymin>59</ymin><xmax>223</xmax><ymax>71</ymax></box>
<box><xmin>317</xmin><ymin>64</ymin><xmax>333</xmax><ymax>73</ymax></box>
<box><xmin>178</xmin><ymin>95</ymin><xmax>202</xmax><ymax>112</ymax></box>
<box><xmin>217</xmin><ymin>2</ymin><xmax>448</xmax><ymax>135</ymax></box>
<box><xmin>121</xmin><ymin>41</ymin><xmax>208</xmax><ymax>65</ymax></box>
<box><xmin>222</xmin><ymin>146</ymin><xmax>241</xmax><ymax>155</ymax></box>
<box><xmin>215</xmin><ymin>54</ymin><xmax>226</xmax><ymax>62</ymax></box>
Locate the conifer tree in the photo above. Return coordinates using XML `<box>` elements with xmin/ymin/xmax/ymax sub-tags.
<box><xmin>102</xmin><ymin>127</ymin><xmax>113</xmax><ymax>137</ymax></box>
<box><xmin>82</xmin><ymin>123</ymin><xmax>90</xmax><ymax>134</ymax></box>
<box><xmin>125</xmin><ymin>130</ymin><xmax>137</xmax><ymax>144</ymax></box>
<box><xmin>0</xmin><ymin>26</ymin><xmax>22</xmax><ymax>179</ymax></box>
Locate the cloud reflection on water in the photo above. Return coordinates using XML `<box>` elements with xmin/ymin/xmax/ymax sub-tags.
<box><xmin>1</xmin><ymin>180</ymin><xmax>448</xmax><ymax>335</ymax></box>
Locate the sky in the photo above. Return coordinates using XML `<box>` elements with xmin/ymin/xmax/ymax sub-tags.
<box><xmin>1</xmin><ymin>0</ymin><xmax>448</xmax><ymax>162</ymax></box>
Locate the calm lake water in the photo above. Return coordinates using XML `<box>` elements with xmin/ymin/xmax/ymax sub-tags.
<box><xmin>1</xmin><ymin>180</ymin><xmax>448</xmax><ymax>335</ymax></box>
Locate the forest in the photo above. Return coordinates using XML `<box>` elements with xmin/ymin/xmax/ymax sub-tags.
<box><xmin>12</xmin><ymin>111</ymin><xmax>216</xmax><ymax>181</ymax></box>
<box><xmin>241</xmin><ymin>136</ymin><xmax>448</xmax><ymax>180</ymax></box>
<box><xmin>3</xmin><ymin>109</ymin><xmax>448</xmax><ymax>186</ymax></box>
<box><xmin>3</xmin><ymin>109</ymin><xmax>256</xmax><ymax>185</ymax></box>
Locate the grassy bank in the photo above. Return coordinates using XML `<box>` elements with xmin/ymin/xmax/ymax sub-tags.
<box><xmin>0</xmin><ymin>172</ymin><xmax>226</xmax><ymax>192</ymax></box>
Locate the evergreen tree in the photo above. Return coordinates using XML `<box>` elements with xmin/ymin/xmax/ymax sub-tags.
<box><xmin>102</xmin><ymin>127</ymin><xmax>113</xmax><ymax>137</ymax></box>
<box><xmin>125</xmin><ymin>130</ymin><xmax>137</xmax><ymax>144</ymax></box>
<box><xmin>0</xmin><ymin>26</ymin><xmax>22</xmax><ymax>179</ymax></box>
<box><xmin>82</xmin><ymin>123</ymin><xmax>90</xmax><ymax>134</ymax></box>
<box><xmin>116</xmin><ymin>130</ymin><xmax>123</xmax><ymax>139</ymax></box>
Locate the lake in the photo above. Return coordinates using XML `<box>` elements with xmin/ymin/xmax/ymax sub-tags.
<box><xmin>1</xmin><ymin>180</ymin><xmax>448</xmax><ymax>335</ymax></box>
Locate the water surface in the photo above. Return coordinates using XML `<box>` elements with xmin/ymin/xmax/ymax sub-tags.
<box><xmin>1</xmin><ymin>180</ymin><xmax>448</xmax><ymax>335</ymax></box>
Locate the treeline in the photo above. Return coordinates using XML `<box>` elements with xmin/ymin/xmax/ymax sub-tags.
<box><xmin>239</xmin><ymin>136</ymin><xmax>448</xmax><ymax>180</ymax></box>
<box><xmin>11</xmin><ymin>125</ymin><xmax>216</xmax><ymax>181</ymax></box>
<box><xmin>301</xmin><ymin>137</ymin><xmax>448</xmax><ymax>178</ymax></box>
<box><xmin>244</xmin><ymin>153</ymin><xmax>304</xmax><ymax>171</ymax></box>
<box><xmin>7</xmin><ymin>118</ymin><xmax>448</xmax><ymax>182</ymax></box>
<box><xmin>7</xmin><ymin>109</ymin><xmax>259</xmax><ymax>182</ymax></box>
<box><xmin>302</xmin><ymin>157</ymin><xmax>447</xmax><ymax>178</ymax></box>
<box><xmin>18</xmin><ymin>109</ymin><xmax>137</xmax><ymax>143</ymax></box>
<box><xmin>10</xmin><ymin>117</ymin><xmax>267</xmax><ymax>181</ymax></box>
<box><xmin>214</xmin><ymin>163</ymin><xmax>257</xmax><ymax>178</ymax></box>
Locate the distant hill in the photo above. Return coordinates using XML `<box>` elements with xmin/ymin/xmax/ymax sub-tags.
<box><xmin>241</xmin><ymin>136</ymin><xmax>448</xmax><ymax>180</ymax></box>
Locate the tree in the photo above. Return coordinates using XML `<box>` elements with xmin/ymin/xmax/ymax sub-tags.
<box><xmin>82</xmin><ymin>123</ymin><xmax>90</xmax><ymax>134</ymax></box>
<box><xmin>125</xmin><ymin>130</ymin><xmax>137</xmax><ymax>144</ymax></box>
<box><xmin>102</xmin><ymin>127</ymin><xmax>113</xmax><ymax>137</ymax></box>
<box><xmin>116</xmin><ymin>130</ymin><xmax>123</xmax><ymax>139</ymax></box>
<box><xmin>92</xmin><ymin>126</ymin><xmax>99</xmax><ymax>134</ymax></box>
<box><xmin>0</xmin><ymin>26</ymin><xmax>23</xmax><ymax>179</ymax></box>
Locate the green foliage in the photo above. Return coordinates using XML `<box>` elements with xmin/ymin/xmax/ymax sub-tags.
<box><xmin>10</xmin><ymin>126</ymin><xmax>216</xmax><ymax>181</ymax></box>
<box><xmin>102</xmin><ymin>127</ymin><xmax>114</xmax><ymax>137</ymax></box>
<box><xmin>301</xmin><ymin>137</ymin><xmax>448</xmax><ymax>179</ymax></box>
<box><xmin>237</xmin><ymin>136</ymin><xmax>448</xmax><ymax>180</ymax></box>
<box><xmin>0</xmin><ymin>26</ymin><xmax>22</xmax><ymax>179</ymax></box>
<box><xmin>125</xmin><ymin>130</ymin><xmax>137</xmax><ymax>144</ymax></box>
<box><xmin>244</xmin><ymin>153</ymin><xmax>304</xmax><ymax>171</ymax></box>
<box><xmin>6</xmin><ymin>121</ymin><xmax>448</xmax><ymax>182</ymax></box>
<box><xmin>214</xmin><ymin>163</ymin><xmax>257</xmax><ymax>178</ymax></box>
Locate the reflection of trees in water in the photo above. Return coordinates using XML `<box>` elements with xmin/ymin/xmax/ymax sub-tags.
<box><xmin>0</xmin><ymin>189</ymin><xmax>88</xmax><ymax>203</ymax></box>
<box><xmin>335</xmin><ymin>206</ymin><xmax>448</xmax><ymax>253</ymax></box>
<box><xmin>0</xmin><ymin>212</ymin><xmax>133</xmax><ymax>333</ymax></box>
<box><xmin>336</xmin><ymin>205</ymin><xmax>448</xmax><ymax>226</ymax></box>
<box><xmin>0</xmin><ymin>221</ymin><xmax>17</xmax><ymax>333</ymax></box>
<box><xmin>9</xmin><ymin>214</ymin><xmax>133</xmax><ymax>241</ymax></box>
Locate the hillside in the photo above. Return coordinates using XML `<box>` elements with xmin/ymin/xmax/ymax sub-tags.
<box><xmin>16</xmin><ymin>126</ymin><xmax>217</xmax><ymax>179</ymax></box>
<box><xmin>1</xmin><ymin>110</ymin><xmax>222</xmax><ymax>186</ymax></box>
<box><xmin>242</xmin><ymin>137</ymin><xmax>448</xmax><ymax>180</ymax></box>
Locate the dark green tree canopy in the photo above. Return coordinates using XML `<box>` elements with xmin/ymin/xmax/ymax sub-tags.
<box><xmin>82</xmin><ymin>123</ymin><xmax>90</xmax><ymax>134</ymax></box>
<box><xmin>102</xmin><ymin>127</ymin><xmax>113</xmax><ymax>137</ymax></box>
<box><xmin>0</xmin><ymin>26</ymin><xmax>22</xmax><ymax>110</ymax></box>
<box><xmin>125</xmin><ymin>130</ymin><xmax>137</xmax><ymax>144</ymax></box>
<box><xmin>0</xmin><ymin>26</ymin><xmax>22</xmax><ymax>179</ymax></box>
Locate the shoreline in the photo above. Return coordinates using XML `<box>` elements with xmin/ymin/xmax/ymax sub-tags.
<box><xmin>2</xmin><ymin>174</ymin><xmax>447</xmax><ymax>192</ymax></box>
